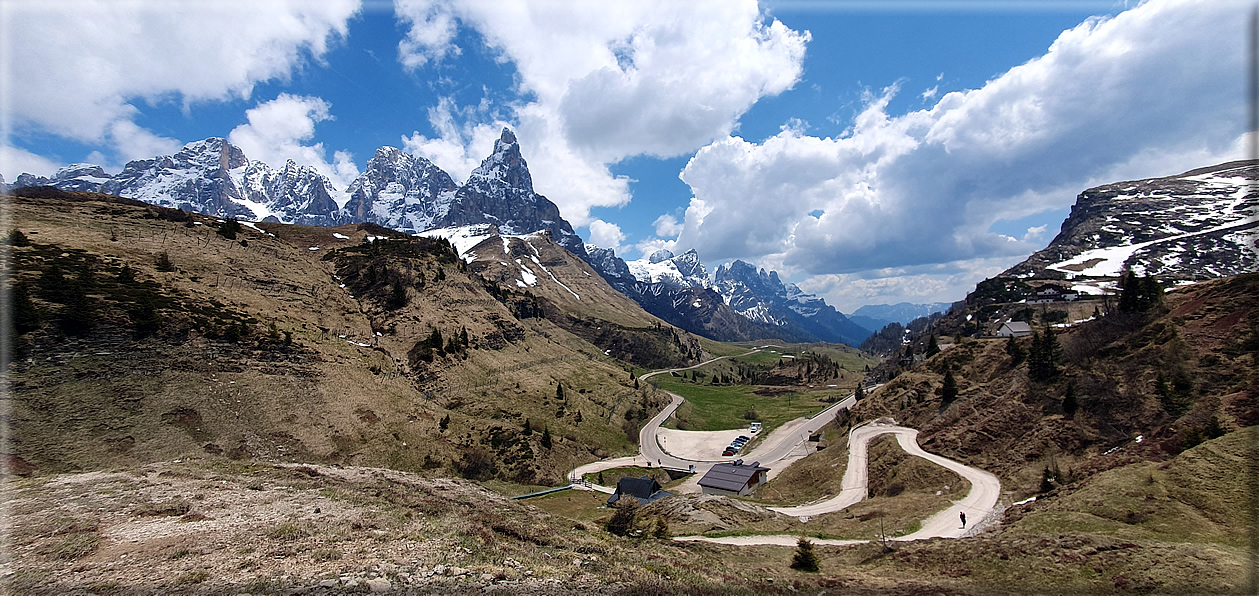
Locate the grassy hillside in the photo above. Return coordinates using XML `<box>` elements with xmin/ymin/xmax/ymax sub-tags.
<box><xmin>4</xmin><ymin>189</ymin><xmax>693</xmax><ymax>484</ymax></box>
<box><xmin>658</xmin><ymin>344</ymin><xmax>875</xmax><ymax>432</ymax></box>
<box><xmin>847</xmin><ymin>273</ymin><xmax>1258</xmax><ymax>494</ymax></box>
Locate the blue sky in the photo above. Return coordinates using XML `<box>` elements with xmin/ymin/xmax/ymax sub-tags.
<box><xmin>2</xmin><ymin>0</ymin><xmax>1251</xmax><ymax>311</ymax></box>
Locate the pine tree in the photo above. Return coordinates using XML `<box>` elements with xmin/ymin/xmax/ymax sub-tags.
<box><xmin>12</xmin><ymin>282</ymin><xmax>41</xmax><ymax>334</ymax></box>
<box><xmin>1006</xmin><ymin>336</ymin><xmax>1025</xmax><ymax>366</ymax></box>
<box><xmin>605</xmin><ymin>497</ymin><xmax>640</xmax><ymax>537</ymax></box>
<box><xmin>854</xmin><ymin>383</ymin><xmax>865</xmax><ymax>401</ymax></box>
<box><xmin>1062</xmin><ymin>382</ymin><xmax>1078</xmax><ymax>417</ymax></box>
<box><xmin>155</xmin><ymin>251</ymin><xmax>175</xmax><ymax>272</ymax></box>
<box><xmin>652</xmin><ymin>517</ymin><xmax>671</xmax><ymax>539</ymax></box>
<box><xmin>116</xmin><ymin>263</ymin><xmax>136</xmax><ymax>284</ymax></box>
<box><xmin>1028</xmin><ymin>328</ymin><xmax>1061</xmax><ymax>382</ymax></box>
<box><xmin>216</xmin><ymin>218</ymin><xmax>242</xmax><ymax>239</ymax></box>
<box><xmin>790</xmin><ymin>537</ymin><xmax>820</xmax><ymax>572</ymax></box>
<box><xmin>556</xmin><ymin>383</ymin><xmax>565</xmax><ymax>400</ymax></box>
<box><xmin>541</xmin><ymin>427</ymin><xmax>552</xmax><ymax>449</ymax></box>
<box><xmin>941</xmin><ymin>369</ymin><xmax>958</xmax><ymax>404</ymax></box>
<box><xmin>926</xmin><ymin>334</ymin><xmax>940</xmax><ymax>357</ymax></box>
<box><xmin>388</xmin><ymin>277</ymin><xmax>408</xmax><ymax>309</ymax></box>
<box><xmin>439</xmin><ymin>414</ymin><xmax>450</xmax><ymax>431</ymax></box>
<box><xmin>522</xmin><ymin>419</ymin><xmax>533</xmax><ymax>436</ymax></box>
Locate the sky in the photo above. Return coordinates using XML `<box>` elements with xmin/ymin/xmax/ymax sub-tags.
<box><xmin>1</xmin><ymin>0</ymin><xmax>1252</xmax><ymax>312</ymax></box>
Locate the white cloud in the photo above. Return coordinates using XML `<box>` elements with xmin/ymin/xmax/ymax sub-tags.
<box><xmin>1022</xmin><ymin>225</ymin><xmax>1048</xmax><ymax>243</ymax></box>
<box><xmin>653</xmin><ymin>214</ymin><xmax>684</xmax><ymax>238</ymax></box>
<box><xmin>587</xmin><ymin>219</ymin><xmax>627</xmax><ymax>253</ymax></box>
<box><xmin>797</xmin><ymin>257</ymin><xmax>1013</xmax><ymax>314</ymax></box>
<box><xmin>675</xmin><ymin>0</ymin><xmax>1250</xmax><ymax>281</ymax></box>
<box><xmin>396</xmin><ymin>0</ymin><xmax>461</xmax><ymax>69</ymax></box>
<box><xmin>392</xmin><ymin>0</ymin><xmax>809</xmax><ymax>225</ymax></box>
<box><xmin>633</xmin><ymin>237</ymin><xmax>678</xmax><ymax>260</ymax></box>
<box><xmin>5</xmin><ymin>0</ymin><xmax>359</xmax><ymax>162</ymax></box>
<box><xmin>402</xmin><ymin>96</ymin><xmax>507</xmax><ymax>184</ymax></box>
<box><xmin>107</xmin><ymin>120</ymin><xmax>182</xmax><ymax>162</ymax></box>
<box><xmin>920</xmin><ymin>85</ymin><xmax>938</xmax><ymax>101</ymax></box>
<box><xmin>0</xmin><ymin>145</ymin><xmax>61</xmax><ymax>181</ymax></box>
<box><xmin>228</xmin><ymin>94</ymin><xmax>359</xmax><ymax>189</ymax></box>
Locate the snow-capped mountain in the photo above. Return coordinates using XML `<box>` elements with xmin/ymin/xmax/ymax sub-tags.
<box><xmin>585</xmin><ymin>245</ymin><xmax>634</xmax><ymax>280</ymax></box>
<box><xmin>342</xmin><ymin>146</ymin><xmax>458</xmax><ymax>233</ymax></box>
<box><xmin>436</xmin><ymin>130</ymin><xmax>587</xmax><ymax>259</ymax></box>
<box><xmin>625</xmin><ymin>249</ymin><xmax>711</xmax><ymax>289</ymax></box>
<box><xmin>584</xmin><ymin>244</ymin><xmax>871</xmax><ymax>347</ymax></box>
<box><xmin>15</xmin><ymin>164</ymin><xmax>113</xmax><ymax>193</ymax></box>
<box><xmin>713</xmin><ymin>260</ymin><xmax>872</xmax><ymax>346</ymax></box>
<box><xmin>14</xmin><ymin>138</ymin><xmax>346</xmax><ymax>224</ymax></box>
<box><xmin>1005</xmin><ymin>160</ymin><xmax>1258</xmax><ymax>285</ymax></box>
<box><xmin>9</xmin><ymin>129</ymin><xmax>587</xmax><ymax>258</ymax></box>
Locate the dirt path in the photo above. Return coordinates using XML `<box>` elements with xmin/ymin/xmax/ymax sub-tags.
<box><xmin>570</xmin><ymin>354</ymin><xmax>1003</xmax><ymax>545</ymax></box>
<box><xmin>683</xmin><ymin>418</ymin><xmax>1002</xmax><ymax>545</ymax></box>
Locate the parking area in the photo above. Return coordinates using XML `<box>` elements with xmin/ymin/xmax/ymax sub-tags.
<box><xmin>656</xmin><ymin>427</ymin><xmax>755</xmax><ymax>461</ymax></box>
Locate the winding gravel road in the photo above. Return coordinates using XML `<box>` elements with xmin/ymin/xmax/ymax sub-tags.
<box><xmin>567</xmin><ymin>350</ymin><xmax>1002</xmax><ymax>544</ymax></box>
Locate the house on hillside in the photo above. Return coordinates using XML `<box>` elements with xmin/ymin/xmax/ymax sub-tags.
<box><xmin>1028</xmin><ymin>287</ymin><xmax>1080</xmax><ymax>304</ymax></box>
<box><xmin>607</xmin><ymin>476</ymin><xmax>674</xmax><ymax>506</ymax></box>
<box><xmin>995</xmin><ymin>321</ymin><xmax>1033</xmax><ymax>338</ymax></box>
<box><xmin>697</xmin><ymin>460</ymin><xmax>770</xmax><ymax>496</ymax></box>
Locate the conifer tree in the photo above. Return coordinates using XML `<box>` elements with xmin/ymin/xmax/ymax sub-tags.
<box><xmin>1028</xmin><ymin>327</ymin><xmax>1061</xmax><ymax>382</ymax></box>
<box><xmin>605</xmin><ymin>497</ymin><xmax>640</xmax><ymax>537</ymax></box>
<box><xmin>1006</xmin><ymin>336</ymin><xmax>1025</xmax><ymax>366</ymax></box>
<box><xmin>1062</xmin><ymin>382</ymin><xmax>1078</xmax><ymax>417</ymax></box>
<box><xmin>541</xmin><ymin>427</ymin><xmax>552</xmax><ymax>449</ymax></box>
<box><xmin>941</xmin><ymin>369</ymin><xmax>958</xmax><ymax>404</ymax></box>
<box><xmin>790</xmin><ymin>538</ymin><xmax>820</xmax><ymax>572</ymax></box>
<box><xmin>926</xmin><ymin>334</ymin><xmax>940</xmax><ymax>357</ymax></box>
<box><xmin>12</xmin><ymin>282</ymin><xmax>40</xmax><ymax>334</ymax></box>
<box><xmin>652</xmin><ymin>517</ymin><xmax>671</xmax><ymax>540</ymax></box>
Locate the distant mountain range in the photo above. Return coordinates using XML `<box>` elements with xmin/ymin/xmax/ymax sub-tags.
<box><xmin>8</xmin><ymin>129</ymin><xmax>587</xmax><ymax>259</ymax></box>
<box><xmin>848</xmin><ymin>302</ymin><xmax>954</xmax><ymax>332</ymax></box>
<box><xmin>6</xmin><ymin>131</ymin><xmax>866</xmax><ymax>346</ymax></box>
<box><xmin>11</xmin><ymin>135</ymin><xmax>1251</xmax><ymax>349</ymax></box>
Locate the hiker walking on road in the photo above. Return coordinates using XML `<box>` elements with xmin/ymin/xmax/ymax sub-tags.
<box><xmin>959</xmin><ymin>512</ymin><xmax>967</xmax><ymax>528</ymax></box>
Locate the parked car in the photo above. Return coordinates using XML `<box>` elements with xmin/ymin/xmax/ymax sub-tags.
<box><xmin>750</xmin><ymin>422</ymin><xmax>762</xmax><ymax>434</ymax></box>
<box><xmin>728</xmin><ymin>444</ymin><xmax>741</xmax><ymax>453</ymax></box>
<box><xmin>722</xmin><ymin>448</ymin><xmax>736</xmax><ymax>456</ymax></box>
<box><xmin>736</xmin><ymin>435</ymin><xmax>751</xmax><ymax>442</ymax></box>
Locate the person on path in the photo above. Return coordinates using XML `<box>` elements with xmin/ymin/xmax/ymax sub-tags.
<box><xmin>960</xmin><ymin>511</ymin><xmax>967</xmax><ymax>528</ymax></box>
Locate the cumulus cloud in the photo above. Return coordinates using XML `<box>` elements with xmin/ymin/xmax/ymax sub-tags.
<box><xmin>6</xmin><ymin>0</ymin><xmax>358</xmax><ymax>162</ymax></box>
<box><xmin>396</xmin><ymin>0</ymin><xmax>461</xmax><ymax>69</ymax></box>
<box><xmin>653</xmin><ymin>214</ymin><xmax>685</xmax><ymax>238</ymax></box>
<box><xmin>587</xmin><ymin>219</ymin><xmax>627</xmax><ymax>252</ymax></box>
<box><xmin>675</xmin><ymin>0</ymin><xmax>1249</xmax><ymax>283</ymax></box>
<box><xmin>797</xmin><ymin>257</ymin><xmax>1013</xmax><ymax>313</ymax></box>
<box><xmin>402</xmin><ymin>96</ymin><xmax>508</xmax><ymax>184</ymax></box>
<box><xmin>392</xmin><ymin>0</ymin><xmax>809</xmax><ymax>225</ymax></box>
<box><xmin>0</xmin><ymin>145</ymin><xmax>61</xmax><ymax>181</ymax></box>
<box><xmin>228</xmin><ymin>94</ymin><xmax>360</xmax><ymax>189</ymax></box>
<box><xmin>107</xmin><ymin>120</ymin><xmax>183</xmax><ymax>162</ymax></box>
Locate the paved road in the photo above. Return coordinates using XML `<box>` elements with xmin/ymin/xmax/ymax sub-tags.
<box><xmin>572</xmin><ymin>348</ymin><xmax>867</xmax><ymax>484</ymax></box>
<box><xmin>567</xmin><ymin>352</ymin><xmax>1003</xmax><ymax>544</ymax></box>
<box><xmin>684</xmin><ymin>419</ymin><xmax>1002</xmax><ymax>544</ymax></box>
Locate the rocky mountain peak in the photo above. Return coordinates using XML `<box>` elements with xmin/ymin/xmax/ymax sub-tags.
<box><xmin>466</xmin><ymin>128</ymin><xmax>532</xmax><ymax>193</ymax></box>
<box><xmin>1002</xmin><ymin>159</ymin><xmax>1259</xmax><ymax>285</ymax></box>
<box><xmin>647</xmin><ymin>249</ymin><xmax>676</xmax><ymax>264</ymax></box>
